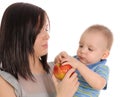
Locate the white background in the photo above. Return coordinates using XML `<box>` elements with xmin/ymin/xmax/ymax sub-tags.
<box><xmin>0</xmin><ymin>0</ymin><xmax>120</xmax><ymax>96</ymax></box>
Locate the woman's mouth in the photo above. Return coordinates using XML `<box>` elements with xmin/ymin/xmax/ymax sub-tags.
<box><xmin>42</xmin><ymin>44</ymin><xmax>48</xmax><ymax>49</ymax></box>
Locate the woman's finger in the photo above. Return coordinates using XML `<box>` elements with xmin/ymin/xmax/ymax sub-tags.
<box><xmin>52</xmin><ymin>74</ymin><xmax>58</xmax><ymax>89</ymax></box>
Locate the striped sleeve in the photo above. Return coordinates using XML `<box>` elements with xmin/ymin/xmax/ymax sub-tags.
<box><xmin>95</xmin><ymin>64</ymin><xmax>109</xmax><ymax>89</ymax></box>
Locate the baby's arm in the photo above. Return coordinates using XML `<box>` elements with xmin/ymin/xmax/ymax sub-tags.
<box><xmin>61</xmin><ymin>56</ymin><xmax>107</xmax><ymax>90</ymax></box>
<box><xmin>54</xmin><ymin>51</ymin><xmax>106</xmax><ymax>90</ymax></box>
<box><xmin>76</xmin><ymin>62</ymin><xmax>106</xmax><ymax>90</ymax></box>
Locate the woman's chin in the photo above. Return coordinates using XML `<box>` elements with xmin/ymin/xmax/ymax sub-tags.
<box><xmin>42</xmin><ymin>50</ymin><xmax>48</xmax><ymax>56</ymax></box>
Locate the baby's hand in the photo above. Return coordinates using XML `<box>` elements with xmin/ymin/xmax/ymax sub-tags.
<box><xmin>61</xmin><ymin>56</ymin><xmax>81</xmax><ymax>69</ymax></box>
<box><xmin>54</xmin><ymin>51</ymin><xmax>69</xmax><ymax>64</ymax></box>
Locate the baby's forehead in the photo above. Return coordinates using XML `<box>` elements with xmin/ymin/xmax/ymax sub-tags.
<box><xmin>81</xmin><ymin>31</ymin><xmax>106</xmax><ymax>39</ymax></box>
<box><xmin>80</xmin><ymin>32</ymin><xmax>108</xmax><ymax>47</ymax></box>
<box><xmin>83</xmin><ymin>30</ymin><xmax>105</xmax><ymax>35</ymax></box>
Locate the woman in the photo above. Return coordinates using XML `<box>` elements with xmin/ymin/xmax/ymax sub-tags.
<box><xmin>0</xmin><ymin>2</ymin><xmax>79</xmax><ymax>97</ymax></box>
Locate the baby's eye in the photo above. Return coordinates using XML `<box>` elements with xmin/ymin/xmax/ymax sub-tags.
<box><xmin>79</xmin><ymin>45</ymin><xmax>83</xmax><ymax>48</ymax></box>
<box><xmin>88</xmin><ymin>48</ymin><xmax>93</xmax><ymax>51</ymax></box>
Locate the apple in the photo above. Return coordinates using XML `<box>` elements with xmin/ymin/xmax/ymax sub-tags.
<box><xmin>53</xmin><ymin>63</ymin><xmax>72</xmax><ymax>80</ymax></box>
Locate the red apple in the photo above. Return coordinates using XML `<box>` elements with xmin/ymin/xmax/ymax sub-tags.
<box><xmin>53</xmin><ymin>63</ymin><xmax>72</xmax><ymax>80</ymax></box>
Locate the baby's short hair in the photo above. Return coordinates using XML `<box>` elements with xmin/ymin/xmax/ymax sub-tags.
<box><xmin>83</xmin><ymin>24</ymin><xmax>113</xmax><ymax>50</ymax></box>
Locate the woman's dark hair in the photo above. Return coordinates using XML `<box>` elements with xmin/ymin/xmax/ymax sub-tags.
<box><xmin>0</xmin><ymin>2</ymin><xmax>50</xmax><ymax>80</ymax></box>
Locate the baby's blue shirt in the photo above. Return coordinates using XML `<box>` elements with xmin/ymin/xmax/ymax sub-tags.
<box><xmin>73</xmin><ymin>55</ymin><xmax>109</xmax><ymax>97</ymax></box>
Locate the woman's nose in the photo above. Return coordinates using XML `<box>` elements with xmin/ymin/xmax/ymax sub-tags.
<box><xmin>44</xmin><ymin>32</ymin><xmax>50</xmax><ymax>40</ymax></box>
<box><xmin>47</xmin><ymin>32</ymin><xmax>50</xmax><ymax>39</ymax></box>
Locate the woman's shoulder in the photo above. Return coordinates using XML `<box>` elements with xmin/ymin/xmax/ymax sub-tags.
<box><xmin>0</xmin><ymin>70</ymin><xmax>18</xmax><ymax>86</ymax></box>
<box><xmin>0</xmin><ymin>70</ymin><xmax>22</xmax><ymax>97</ymax></box>
<box><xmin>0</xmin><ymin>76</ymin><xmax>16</xmax><ymax>97</ymax></box>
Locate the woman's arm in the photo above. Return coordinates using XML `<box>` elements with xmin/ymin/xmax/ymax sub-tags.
<box><xmin>0</xmin><ymin>76</ymin><xmax>16</xmax><ymax>97</ymax></box>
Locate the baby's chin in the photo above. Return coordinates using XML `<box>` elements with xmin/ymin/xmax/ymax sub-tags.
<box><xmin>80</xmin><ymin>60</ymin><xmax>88</xmax><ymax>65</ymax></box>
<box><xmin>80</xmin><ymin>60</ymin><xmax>93</xmax><ymax>66</ymax></box>
<box><xmin>78</xmin><ymin>57</ymin><xmax>92</xmax><ymax>65</ymax></box>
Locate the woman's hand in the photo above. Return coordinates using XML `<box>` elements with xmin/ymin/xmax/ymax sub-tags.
<box><xmin>52</xmin><ymin>68</ymin><xmax>79</xmax><ymax>97</ymax></box>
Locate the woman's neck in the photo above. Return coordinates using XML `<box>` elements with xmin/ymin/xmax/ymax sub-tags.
<box><xmin>29</xmin><ymin>55</ymin><xmax>46</xmax><ymax>75</ymax></box>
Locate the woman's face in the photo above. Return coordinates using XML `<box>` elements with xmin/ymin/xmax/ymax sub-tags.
<box><xmin>34</xmin><ymin>18</ymin><xmax>50</xmax><ymax>58</ymax></box>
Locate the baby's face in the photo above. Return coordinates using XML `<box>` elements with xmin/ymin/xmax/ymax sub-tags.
<box><xmin>77</xmin><ymin>31</ymin><xmax>108</xmax><ymax>65</ymax></box>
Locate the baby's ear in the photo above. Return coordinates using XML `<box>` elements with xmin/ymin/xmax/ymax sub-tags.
<box><xmin>101</xmin><ymin>50</ymin><xmax>109</xmax><ymax>59</ymax></box>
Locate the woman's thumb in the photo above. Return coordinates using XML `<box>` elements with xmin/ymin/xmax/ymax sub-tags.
<box><xmin>52</xmin><ymin>74</ymin><xmax>58</xmax><ymax>89</ymax></box>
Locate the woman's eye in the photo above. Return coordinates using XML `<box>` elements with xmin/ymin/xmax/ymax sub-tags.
<box><xmin>45</xmin><ymin>29</ymin><xmax>48</xmax><ymax>31</ymax></box>
<box><xmin>44</xmin><ymin>28</ymin><xmax>49</xmax><ymax>32</ymax></box>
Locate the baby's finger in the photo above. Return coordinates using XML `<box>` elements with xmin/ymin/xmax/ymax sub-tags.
<box><xmin>60</xmin><ymin>51</ymin><xmax>68</xmax><ymax>58</ymax></box>
<box><xmin>63</xmin><ymin>68</ymin><xmax>75</xmax><ymax>80</ymax></box>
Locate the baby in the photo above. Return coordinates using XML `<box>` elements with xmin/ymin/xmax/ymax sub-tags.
<box><xmin>54</xmin><ymin>24</ymin><xmax>113</xmax><ymax>97</ymax></box>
